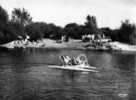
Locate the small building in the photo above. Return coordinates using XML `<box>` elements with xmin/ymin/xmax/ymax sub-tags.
<box><xmin>82</xmin><ymin>34</ymin><xmax>111</xmax><ymax>43</ymax></box>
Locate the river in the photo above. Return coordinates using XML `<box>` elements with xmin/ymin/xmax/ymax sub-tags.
<box><xmin>0</xmin><ymin>48</ymin><xmax>135</xmax><ymax>100</ymax></box>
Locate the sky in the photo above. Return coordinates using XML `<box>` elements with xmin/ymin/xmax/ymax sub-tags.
<box><xmin>0</xmin><ymin>0</ymin><xmax>135</xmax><ymax>29</ymax></box>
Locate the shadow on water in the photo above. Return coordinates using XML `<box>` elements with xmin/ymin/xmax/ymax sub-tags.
<box><xmin>61</xmin><ymin>70</ymin><xmax>80</xmax><ymax>82</ymax></box>
<box><xmin>0</xmin><ymin>48</ymin><xmax>135</xmax><ymax>100</ymax></box>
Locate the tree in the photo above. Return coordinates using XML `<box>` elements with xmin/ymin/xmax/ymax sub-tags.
<box><xmin>50</xmin><ymin>26</ymin><xmax>63</xmax><ymax>40</ymax></box>
<box><xmin>0</xmin><ymin>5</ymin><xmax>8</xmax><ymax>23</ymax></box>
<box><xmin>25</xmin><ymin>22</ymin><xmax>63</xmax><ymax>41</ymax></box>
<box><xmin>85</xmin><ymin>15</ymin><xmax>97</xmax><ymax>28</ymax></box>
<box><xmin>0</xmin><ymin>5</ymin><xmax>8</xmax><ymax>30</ymax></box>
<box><xmin>117</xmin><ymin>20</ymin><xmax>135</xmax><ymax>44</ymax></box>
<box><xmin>5</xmin><ymin>22</ymin><xmax>22</xmax><ymax>38</ymax></box>
<box><xmin>11</xmin><ymin>8</ymin><xmax>32</xmax><ymax>26</ymax></box>
<box><xmin>25</xmin><ymin>22</ymin><xmax>44</xmax><ymax>41</ymax></box>
<box><xmin>11</xmin><ymin>8</ymin><xmax>32</xmax><ymax>37</ymax></box>
<box><xmin>43</xmin><ymin>23</ymin><xmax>61</xmax><ymax>39</ymax></box>
<box><xmin>64</xmin><ymin>23</ymin><xmax>83</xmax><ymax>39</ymax></box>
<box><xmin>129</xmin><ymin>25</ymin><xmax>136</xmax><ymax>45</ymax></box>
<box><xmin>84</xmin><ymin>15</ymin><xmax>98</xmax><ymax>34</ymax></box>
<box><xmin>0</xmin><ymin>5</ymin><xmax>9</xmax><ymax>43</ymax></box>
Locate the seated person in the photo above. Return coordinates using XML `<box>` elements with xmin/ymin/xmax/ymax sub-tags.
<box><xmin>59</xmin><ymin>54</ymin><xmax>88</xmax><ymax>66</ymax></box>
<box><xmin>60</xmin><ymin>55</ymin><xmax>79</xmax><ymax>66</ymax></box>
<box><xmin>76</xmin><ymin>54</ymin><xmax>89</xmax><ymax>65</ymax></box>
<box><xmin>60</xmin><ymin>55</ymin><xmax>73</xmax><ymax>66</ymax></box>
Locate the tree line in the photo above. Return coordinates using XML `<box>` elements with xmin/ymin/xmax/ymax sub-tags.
<box><xmin>0</xmin><ymin>5</ymin><xmax>136</xmax><ymax>44</ymax></box>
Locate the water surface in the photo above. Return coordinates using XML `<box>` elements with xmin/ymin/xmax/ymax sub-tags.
<box><xmin>0</xmin><ymin>48</ymin><xmax>135</xmax><ymax>100</ymax></box>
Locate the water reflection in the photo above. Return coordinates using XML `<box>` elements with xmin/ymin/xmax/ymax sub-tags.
<box><xmin>0</xmin><ymin>48</ymin><xmax>135</xmax><ymax>100</ymax></box>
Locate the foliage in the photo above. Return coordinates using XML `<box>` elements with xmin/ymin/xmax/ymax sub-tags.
<box><xmin>0</xmin><ymin>6</ymin><xmax>136</xmax><ymax>45</ymax></box>
<box><xmin>0</xmin><ymin>5</ymin><xmax>8</xmax><ymax>31</ymax></box>
<box><xmin>100</xmin><ymin>20</ymin><xmax>136</xmax><ymax>45</ymax></box>
<box><xmin>117</xmin><ymin>20</ymin><xmax>135</xmax><ymax>44</ymax></box>
<box><xmin>64</xmin><ymin>23</ymin><xmax>83</xmax><ymax>39</ymax></box>
<box><xmin>11</xmin><ymin>8</ymin><xmax>32</xmax><ymax>26</ymax></box>
<box><xmin>100</xmin><ymin>27</ymin><xmax>116</xmax><ymax>40</ymax></box>
<box><xmin>0</xmin><ymin>5</ymin><xmax>9</xmax><ymax>43</ymax></box>
<box><xmin>0</xmin><ymin>5</ymin><xmax>8</xmax><ymax>25</ymax></box>
<box><xmin>84</xmin><ymin>15</ymin><xmax>98</xmax><ymax>34</ymax></box>
<box><xmin>25</xmin><ymin>22</ymin><xmax>63</xmax><ymax>41</ymax></box>
<box><xmin>11</xmin><ymin>8</ymin><xmax>32</xmax><ymax>37</ymax></box>
<box><xmin>43</xmin><ymin>23</ymin><xmax>62</xmax><ymax>40</ymax></box>
<box><xmin>25</xmin><ymin>22</ymin><xmax>44</xmax><ymax>41</ymax></box>
<box><xmin>129</xmin><ymin>25</ymin><xmax>136</xmax><ymax>45</ymax></box>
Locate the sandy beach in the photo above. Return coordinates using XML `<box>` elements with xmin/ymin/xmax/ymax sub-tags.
<box><xmin>0</xmin><ymin>38</ymin><xmax>136</xmax><ymax>51</ymax></box>
<box><xmin>0</xmin><ymin>39</ymin><xmax>86</xmax><ymax>49</ymax></box>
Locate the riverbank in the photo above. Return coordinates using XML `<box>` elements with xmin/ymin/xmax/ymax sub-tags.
<box><xmin>109</xmin><ymin>42</ymin><xmax>136</xmax><ymax>51</ymax></box>
<box><xmin>0</xmin><ymin>39</ymin><xmax>87</xmax><ymax>49</ymax></box>
<box><xmin>0</xmin><ymin>39</ymin><xmax>136</xmax><ymax>51</ymax></box>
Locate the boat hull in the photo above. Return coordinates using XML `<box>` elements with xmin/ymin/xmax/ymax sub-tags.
<box><xmin>48</xmin><ymin>65</ymin><xmax>98</xmax><ymax>72</ymax></box>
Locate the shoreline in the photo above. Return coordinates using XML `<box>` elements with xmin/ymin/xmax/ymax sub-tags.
<box><xmin>0</xmin><ymin>39</ymin><xmax>136</xmax><ymax>52</ymax></box>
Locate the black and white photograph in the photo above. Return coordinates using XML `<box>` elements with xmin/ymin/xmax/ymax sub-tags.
<box><xmin>0</xmin><ymin>0</ymin><xmax>135</xmax><ymax>100</ymax></box>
